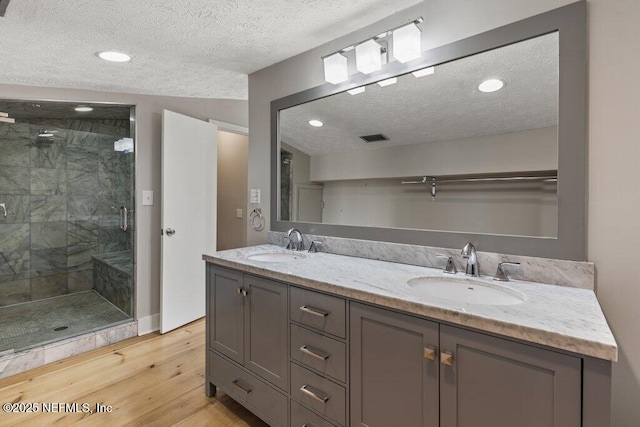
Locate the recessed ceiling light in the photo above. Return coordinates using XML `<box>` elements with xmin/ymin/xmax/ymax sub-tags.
<box><xmin>347</xmin><ymin>87</ymin><xmax>366</xmax><ymax>95</ymax></box>
<box><xmin>377</xmin><ymin>77</ymin><xmax>397</xmax><ymax>87</ymax></box>
<box><xmin>478</xmin><ymin>79</ymin><xmax>504</xmax><ymax>93</ymax></box>
<box><xmin>75</xmin><ymin>106</ymin><xmax>93</xmax><ymax>112</ymax></box>
<box><xmin>97</xmin><ymin>51</ymin><xmax>132</xmax><ymax>63</ymax></box>
<box><xmin>308</xmin><ymin>120</ymin><xmax>324</xmax><ymax>127</ymax></box>
<box><xmin>412</xmin><ymin>66</ymin><xmax>435</xmax><ymax>78</ymax></box>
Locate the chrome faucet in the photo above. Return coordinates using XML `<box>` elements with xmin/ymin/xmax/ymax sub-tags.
<box><xmin>461</xmin><ymin>242</ymin><xmax>479</xmax><ymax>277</ymax></box>
<box><xmin>285</xmin><ymin>228</ymin><xmax>305</xmax><ymax>251</ymax></box>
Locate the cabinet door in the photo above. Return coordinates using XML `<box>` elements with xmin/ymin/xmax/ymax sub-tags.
<box><xmin>244</xmin><ymin>275</ymin><xmax>289</xmax><ymax>391</ymax></box>
<box><xmin>350</xmin><ymin>302</ymin><xmax>439</xmax><ymax>427</ymax></box>
<box><xmin>209</xmin><ymin>267</ymin><xmax>245</xmax><ymax>364</ymax></box>
<box><xmin>440</xmin><ymin>325</ymin><xmax>581</xmax><ymax>427</ymax></box>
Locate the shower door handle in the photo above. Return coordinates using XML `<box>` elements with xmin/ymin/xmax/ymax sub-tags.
<box><xmin>119</xmin><ymin>206</ymin><xmax>128</xmax><ymax>232</ymax></box>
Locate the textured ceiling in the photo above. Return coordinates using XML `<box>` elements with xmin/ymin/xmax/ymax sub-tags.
<box><xmin>0</xmin><ymin>0</ymin><xmax>421</xmax><ymax>99</ymax></box>
<box><xmin>281</xmin><ymin>32</ymin><xmax>559</xmax><ymax>156</ymax></box>
<box><xmin>0</xmin><ymin>100</ymin><xmax>131</xmax><ymax>119</ymax></box>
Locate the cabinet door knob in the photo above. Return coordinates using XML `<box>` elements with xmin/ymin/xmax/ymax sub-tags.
<box><xmin>423</xmin><ymin>346</ymin><xmax>436</xmax><ymax>361</ymax></box>
<box><xmin>440</xmin><ymin>351</ymin><xmax>454</xmax><ymax>366</ymax></box>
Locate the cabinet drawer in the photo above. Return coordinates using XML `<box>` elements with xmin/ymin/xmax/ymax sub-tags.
<box><xmin>291</xmin><ymin>362</ymin><xmax>346</xmax><ymax>426</ymax></box>
<box><xmin>291</xmin><ymin>287</ymin><xmax>346</xmax><ymax>338</ymax></box>
<box><xmin>291</xmin><ymin>324</ymin><xmax>346</xmax><ymax>383</ymax></box>
<box><xmin>291</xmin><ymin>400</ymin><xmax>337</xmax><ymax>427</ymax></box>
<box><xmin>209</xmin><ymin>351</ymin><xmax>288</xmax><ymax>427</ymax></box>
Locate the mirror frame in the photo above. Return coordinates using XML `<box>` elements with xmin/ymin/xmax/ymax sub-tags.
<box><xmin>271</xmin><ymin>1</ymin><xmax>586</xmax><ymax>261</ymax></box>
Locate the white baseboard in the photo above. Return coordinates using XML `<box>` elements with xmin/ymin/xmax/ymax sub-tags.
<box><xmin>137</xmin><ymin>313</ymin><xmax>160</xmax><ymax>335</ymax></box>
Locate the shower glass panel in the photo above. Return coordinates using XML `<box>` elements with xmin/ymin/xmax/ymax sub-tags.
<box><xmin>0</xmin><ymin>100</ymin><xmax>135</xmax><ymax>354</ymax></box>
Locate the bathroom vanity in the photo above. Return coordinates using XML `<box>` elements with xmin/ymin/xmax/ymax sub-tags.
<box><xmin>203</xmin><ymin>244</ymin><xmax>615</xmax><ymax>427</ymax></box>
<box><xmin>205</xmin><ymin>2</ymin><xmax>609</xmax><ymax>426</ymax></box>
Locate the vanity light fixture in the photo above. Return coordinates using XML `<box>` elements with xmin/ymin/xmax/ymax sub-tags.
<box><xmin>392</xmin><ymin>22</ymin><xmax>422</xmax><ymax>63</ymax></box>
<box><xmin>308</xmin><ymin>120</ymin><xmax>324</xmax><ymax>127</ymax></box>
<box><xmin>322</xmin><ymin>17</ymin><xmax>423</xmax><ymax>84</ymax></box>
<box><xmin>355</xmin><ymin>39</ymin><xmax>383</xmax><ymax>74</ymax></box>
<box><xmin>377</xmin><ymin>77</ymin><xmax>397</xmax><ymax>87</ymax></box>
<box><xmin>347</xmin><ymin>86</ymin><xmax>366</xmax><ymax>95</ymax></box>
<box><xmin>478</xmin><ymin>79</ymin><xmax>504</xmax><ymax>93</ymax></box>
<box><xmin>75</xmin><ymin>106</ymin><xmax>93</xmax><ymax>112</ymax></box>
<box><xmin>97</xmin><ymin>51</ymin><xmax>132</xmax><ymax>63</ymax></box>
<box><xmin>323</xmin><ymin>52</ymin><xmax>349</xmax><ymax>85</ymax></box>
<box><xmin>412</xmin><ymin>66</ymin><xmax>435</xmax><ymax>78</ymax></box>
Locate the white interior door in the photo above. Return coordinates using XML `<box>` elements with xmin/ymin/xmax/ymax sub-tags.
<box><xmin>161</xmin><ymin>110</ymin><xmax>217</xmax><ymax>333</ymax></box>
<box><xmin>295</xmin><ymin>184</ymin><xmax>323</xmax><ymax>223</ymax></box>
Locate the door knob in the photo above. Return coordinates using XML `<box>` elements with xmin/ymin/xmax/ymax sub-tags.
<box><xmin>166</xmin><ymin>228</ymin><xmax>176</xmax><ymax>236</ymax></box>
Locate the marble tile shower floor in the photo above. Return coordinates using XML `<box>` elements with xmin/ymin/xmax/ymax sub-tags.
<box><xmin>0</xmin><ymin>290</ymin><xmax>130</xmax><ymax>354</ymax></box>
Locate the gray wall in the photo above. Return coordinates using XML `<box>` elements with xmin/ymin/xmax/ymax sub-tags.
<box><xmin>0</xmin><ymin>82</ymin><xmax>248</xmax><ymax>327</ymax></box>
<box><xmin>248</xmin><ymin>0</ymin><xmax>640</xmax><ymax>424</ymax></box>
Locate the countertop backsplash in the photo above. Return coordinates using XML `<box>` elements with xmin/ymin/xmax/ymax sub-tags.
<box><xmin>267</xmin><ymin>231</ymin><xmax>595</xmax><ymax>290</ymax></box>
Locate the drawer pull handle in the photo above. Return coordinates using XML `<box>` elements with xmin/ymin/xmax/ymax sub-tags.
<box><xmin>300</xmin><ymin>384</ymin><xmax>329</xmax><ymax>403</ymax></box>
<box><xmin>232</xmin><ymin>379</ymin><xmax>252</xmax><ymax>394</ymax></box>
<box><xmin>299</xmin><ymin>305</ymin><xmax>329</xmax><ymax>318</ymax></box>
<box><xmin>300</xmin><ymin>345</ymin><xmax>330</xmax><ymax>361</ymax></box>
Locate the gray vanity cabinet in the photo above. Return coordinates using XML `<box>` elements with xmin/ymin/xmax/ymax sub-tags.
<box><xmin>243</xmin><ymin>274</ymin><xmax>289</xmax><ymax>391</ymax></box>
<box><xmin>439</xmin><ymin>325</ymin><xmax>581</xmax><ymax>427</ymax></box>
<box><xmin>350</xmin><ymin>302</ymin><xmax>440</xmax><ymax>427</ymax></box>
<box><xmin>208</xmin><ymin>266</ymin><xmax>289</xmax><ymax>391</ymax></box>
<box><xmin>209</xmin><ymin>267</ymin><xmax>244</xmax><ymax>364</ymax></box>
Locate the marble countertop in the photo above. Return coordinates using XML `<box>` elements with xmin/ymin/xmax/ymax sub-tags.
<box><xmin>203</xmin><ymin>245</ymin><xmax>617</xmax><ymax>361</ymax></box>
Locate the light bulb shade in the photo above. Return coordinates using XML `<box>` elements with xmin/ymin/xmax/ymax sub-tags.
<box><xmin>355</xmin><ymin>39</ymin><xmax>382</xmax><ymax>74</ymax></box>
<box><xmin>392</xmin><ymin>23</ymin><xmax>421</xmax><ymax>63</ymax></box>
<box><xmin>323</xmin><ymin>53</ymin><xmax>348</xmax><ymax>84</ymax></box>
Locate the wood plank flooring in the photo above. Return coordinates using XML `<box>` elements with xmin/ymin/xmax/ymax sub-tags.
<box><xmin>0</xmin><ymin>319</ymin><xmax>267</xmax><ymax>426</ymax></box>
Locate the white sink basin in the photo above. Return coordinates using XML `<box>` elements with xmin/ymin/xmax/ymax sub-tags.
<box><xmin>247</xmin><ymin>252</ymin><xmax>306</xmax><ymax>263</ymax></box>
<box><xmin>407</xmin><ymin>276</ymin><xmax>526</xmax><ymax>306</ymax></box>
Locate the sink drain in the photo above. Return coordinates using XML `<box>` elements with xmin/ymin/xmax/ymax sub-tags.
<box><xmin>53</xmin><ymin>326</ymin><xmax>69</xmax><ymax>331</ymax></box>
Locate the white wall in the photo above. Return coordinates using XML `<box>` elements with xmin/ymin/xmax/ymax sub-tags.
<box><xmin>322</xmin><ymin>179</ymin><xmax>557</xmax><ymax>236</ymax></box>
<box><xmin>0</xmin><ymin>83</ymin><xmax>248</xmax><ymax>327</ymax></box>
<box><xmin>310</xmin><ymin>127</ymin><xmax>557</xmax><ymax>181</ymax></box>
<box><xmin>248</xmin><ymin>0</ymin><xmax>640</xmax><ymax>424</ymax></box>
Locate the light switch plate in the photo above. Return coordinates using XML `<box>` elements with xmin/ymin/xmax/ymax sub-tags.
<box><xmin>236</xmin><ymin>209</ymin><xmax>243</xmax><ymax>219</ymax></box>
<box><xmin>250</xmin><ymin>189</ymin><xmax>261</xmax><ymax>204</ymax></box>
<box><xmin>142</xmin><ymin>190</ymin><xmax>154</xmax><ymax>206</ymax></box>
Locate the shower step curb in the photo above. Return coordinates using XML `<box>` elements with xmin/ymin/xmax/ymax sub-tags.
<box><xmin>0</xmin><ymin>320</ymin><xmax>137</xmax><ymax>380</ymax></box>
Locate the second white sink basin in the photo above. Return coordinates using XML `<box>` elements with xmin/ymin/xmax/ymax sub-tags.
<box><xmin>407</xmin><ymin>276</ymin><xmax>526</xmax><ymax>306</ymax></box>
<box><xmin>247</xmin><ymin>252</ymin><xmax>306</xmax><ymax>263</ymax></box>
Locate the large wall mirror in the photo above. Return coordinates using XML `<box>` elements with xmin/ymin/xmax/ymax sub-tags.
<box><xmin>271</xmin><ymin>2</ymin><xmax>586</xmax><ymax>260</ymax></box>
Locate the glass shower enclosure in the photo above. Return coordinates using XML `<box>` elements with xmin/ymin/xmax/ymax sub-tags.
<box><xmin>0</xmin><ymin>99</ymin><xmax>135</xmax><ymax>354</ymax></box>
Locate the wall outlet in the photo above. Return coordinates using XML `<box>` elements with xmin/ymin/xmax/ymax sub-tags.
<box><xmin>142</xmin><ymin>190</ymin><xmax>154</xmax><ymax>206</ymax></box>
<box><xmin>236</xmin><ymin>208</ymin><xmax>243</xmax><ymax>219</ymax></box>
<box><xmin>250</xmin><ymin>189</ymin><xmax>261</xmax><ymax>204</ymax></box>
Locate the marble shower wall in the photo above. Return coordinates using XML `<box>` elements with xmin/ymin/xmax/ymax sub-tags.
<box><xmin>0</xmin><ymin>118</ymin><xmax>133</xmax><ymax>306</ymax></box>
